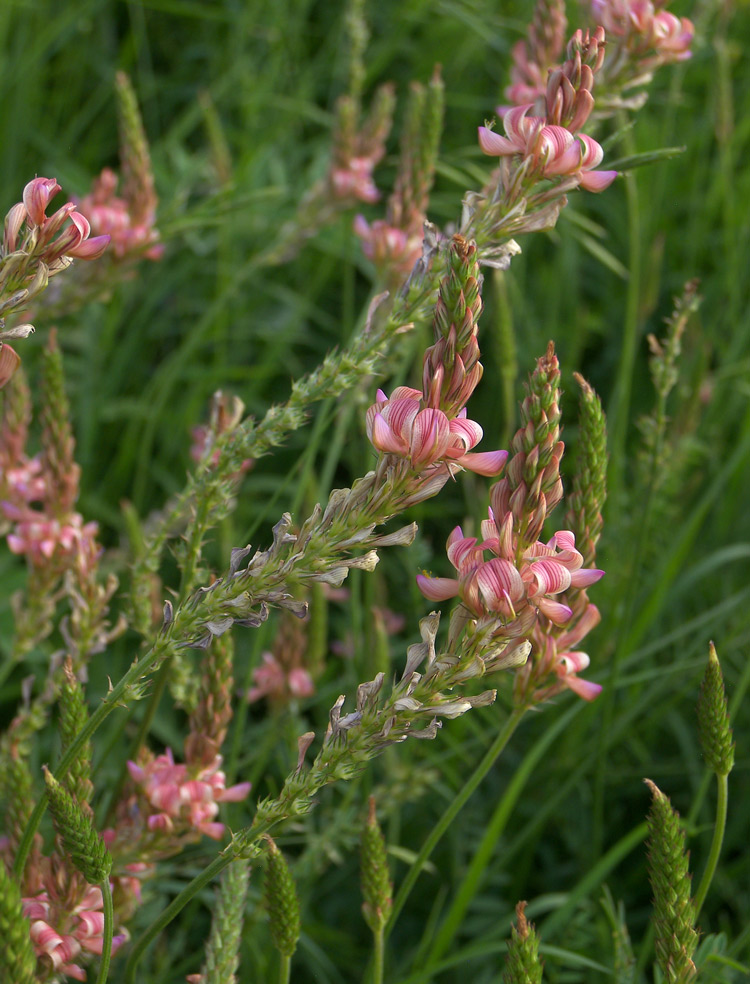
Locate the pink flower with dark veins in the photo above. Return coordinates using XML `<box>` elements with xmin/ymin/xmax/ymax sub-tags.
<box><xmin>478</xmin><ymin>104</ymin><xmax>617</xmax><ymax>192</ymax></box>
<box><xmin>365</xmin><ymin>386</ymin><xmax>508</xmax><ymax>477</ymax></box>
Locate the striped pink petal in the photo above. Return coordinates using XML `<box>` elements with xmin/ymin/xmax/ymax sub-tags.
<box><xmin>527</xmin><ymin>558</ymin><xmax>572</xmax><ymax>595</ymax></box>
<box><xmin>371</xmin><ymin>412</ymin><xmax>409</xmax><ymax>454</ymax></box>
<box><xmin>475</xmin><ymin>558</ymin><xmax>525</xmax><ymax>612</ymax></box>
<box><xmin>410</xmin><ymin>408</ymin><xmax>451</xmax><ymax>465</ymax></box>
<box><xmin>448</xmin><ymin>416</ymin><xmax>483</xmax><ymax>450</ymax></box>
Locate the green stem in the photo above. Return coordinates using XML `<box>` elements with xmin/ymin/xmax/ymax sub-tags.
<box><xmin>385</xmin><ymin>706</ymin><xmax>525</xmax><ymax>936</ymax></box>
<box><xmin>371</xmin><ymin>925</ymin><xmax>385</xmax><ymax>984</ymax></box>
<box><xmin>279</xmin><ymin>953</ymin><xmax>292</xmax><ymax>984</ymax></box>
<box><xmin>124</xmin><ymin>851</ymin><xmax>232</xmax><ymax>983</ymax></box>
<box><xmin>95</xmin><ymin>877</ymin><xmax>114</xmax><ymax>984</ymax></box>
<box><xmin>13</xmin><ymin>638</ymin><xmax>169</xmax><ymax>878</ymax></box>
<box><xmin>693</xmin><ymin>771</ymin><xmax>729</xmax><ymax>916</ymax></box>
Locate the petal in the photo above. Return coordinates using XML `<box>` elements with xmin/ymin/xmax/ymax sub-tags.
<box><xmin>371</xmin><ymin>412</ymin><xmax>408</xmax><ymax>454</ymax></box>
<box><xmin>527</xmin><ymin>558</ymin><xmax>572</xmax><ymax>595</ymax></box>
<box><xmin>67</xmin><ymin>234</ymin><xmax>110</xmax><ymax>259</ymax></box>
<box><xmin>416</xmin><ymin>574</ymin><xmax>460</xmax><ymax>601</ymax></box>
<box><xmin>410</xmin><ymin>408</ymin><xmax>451</xmax><ymax>465</ymax></box>
<box><xmin>448</xmin><ymin>416</ymin><xmax>483</xmax><ymax>450</ymax></box>
<box><xmin>565</xmin><ymin>675</ymin><xmax>603</xmax><ymax>701</ymax></box>
<box><xmin>579</xmin><ymin>169</ymin><xmax>618</xmax><ymax>192</ymax></box>
<box><xmin>576</xmin><ymin>133</ymin><xmax>604</xmax><ymax>168</ymax></box>
<box><xmin>216</xmin><ymin>780</ymin><xmax>252</xmax><ymax>802</ymax></box>
<box><xmin>478</xmin><ymin>126</ymin><xmax>519</xmax><ymax>156</ymax></box>
<box><xmin>570</xmin><ymin>567</ymin><xmax>605</xmax><ymax>587</ymax></box>
<box><xmin>452</xmin><ymin>449</ymin><xmax>509</xmax><ymax>476</ymax></box>
<box><xmin>536</xmin><ymin>597</ymin><xmax>573</xmax><ymax>625</ymax></box>
<box><xmin>475</xmin><ymin>558</ymin><xmax>525</xmax><ymax>612</ymax></box>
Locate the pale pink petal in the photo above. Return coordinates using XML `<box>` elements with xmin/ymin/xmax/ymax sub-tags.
<box><xmin>577</xmin><ymin>133</ymin><xmax>605</xmax><ymax>168</ymax></box>
<box><xmin>199</xmin><ymin>821</ymin><xmax>226</xmax><ymax>840</ymax></box>
<box><xmin>570</xmin><ymin>567</ymin><xmax>605</xmax><ymax>587</ymax></box>
<box><xmin>411</xmin><ymin>408</ymin><xmax>451</xmax><ymax>465</ymax></box>
<box><xmin>67</xmin><ymin>234</ymin><xmax>110</xmax><ymax>259</ymax></box>
<box><xmin>371</xmin><ymin>413</ymin><xmax>408</xmax><ymax>454</ymax></box>
<box><xmin>216</xmin><ymin>781</ymin><xmax>252</xmax><ymax>802</ymax></box>
<box><xmin>527</xmin><ymin>558</ymin><xmax>572</xmax><ymax>595</ymax></box>
<box><xmin>536</xmin><ymin>597</ymin><xmax>573</xmax><ymax>624</ymax></box>
<box><xmin>478</xmin><ymin>126</ymin><xmax>519</xmax><ymax>156</ymax></box>
<box><xmin>565</xmin><ymin>675</ymin><xmax>602</xmax><ymax>701</ymax></box>
<box><xmin>448</xmin><ymin>416</ymin><xmax>483</xmax><ymax>450</ymax></box>
<box><xmin>579</xmin><ymin>170</ymin><xmax>618</xmax><ymax>192</ymax></box>
<box><xmin>452</xmin><ymin>449</ymin><xmax>509</xmax><ymax>476</ymax></box>
<box><xmin>416</xmin><ymin>574</ymin><xmax>460</xmax><ymax>601</ymax></box>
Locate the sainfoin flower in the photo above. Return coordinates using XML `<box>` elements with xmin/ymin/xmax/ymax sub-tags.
<box><xmin>127</xmin><ymin>749</ymin><xmax>250</xmax><ymax>840</ymax></box>
<box><xmin>23</xmin><ymin>886</ymin><xmax>126</xmax><ymax>981</ymax></box>
<box><xmin>529</xmin><ymin>602</ymin><xmax>604</xmax><ymax>701</ymax></box>
<box><xmin>78</xmin><ymin>167</ymin><xmax>163</xmax><ymax>260</ymax></box>
<box><xmin>1</xmin><ymin>502</ymin><xmax>99</xmax><ymax>573</ymax></box>
<box><xmin>478</xmin><ymin>105</ymin><xmax>617</xmax><ymax>192</ymax></box>
<box><xmin>417</xmin><ymin>523</ymin><xmax>603</xmax><ymax>635</ymax></box>
<box><xmin>366</xmin><ymin>386</ymin><xmax>508</xmax><ymax>476</ymax></box>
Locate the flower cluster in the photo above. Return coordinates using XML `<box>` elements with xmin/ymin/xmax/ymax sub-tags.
<box><xmin>124</xmin><ymin>749</ymin><xmax>251</xmax><ymax>842</ymax></box>
<box><xmin>590</xmin><ymin>0</ymin><xmax>694</xmax><ymax>64</ymax></box>
<box><xmin>365</xmin><ymin>236</ymin><xmax>507</xmax><ymax>484</ymax></box>
<box><xmin>78</xmin><ymin>167</ymin><xmax>162</xmax><ymax>261</ymax></box>
<box><xmin>481</xmin><ymin>29</ymin><xmax>616</xmax><ymax>193</ymax></box>
<box><xmin>418</xmin><ymin>523</ymin><xmax>603</xmax><ymax>635</ymax></box>
<box><xmin>22</xmin><ymin>884</ymin><xmax>126</xmax><ymax>981</ymax></box>
<box><xmin>328</xmin><ymin>86</ymin><xmax>395</xmax><ymax>206</ymax></box>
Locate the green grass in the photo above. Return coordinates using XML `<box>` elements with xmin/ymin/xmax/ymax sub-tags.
<box><xmin>1</xmin><ymin>0</ymin><xmax>749</xmax><ymax>981</ymax></box>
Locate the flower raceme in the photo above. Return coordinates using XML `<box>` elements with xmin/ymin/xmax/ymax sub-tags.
<box><xmin>17</xmin><ymin>177</ymin><xmax>110</xmax><ymax>261</ymax></box>
<box><xmin>365</xmin><ymin>385</ymin><xmax>508</xmax><ymax>477</ymax></box>
<box><xmin>417</xmin><ymin>522</ymin><xmax>603</xmax><ymax>635</ymax></box>
<box><xmin>478</xmin><ymin>105</ymin><xmax>616</xmax><ymax>192</ymax></box>
<box><xmin>22</xmin><ymin>886</ymin><xmax>126</xmax><ymax>982</ymax></box>
<box><xmin>126</xmin><ymin>749</ymin><xmax>251</xmax><ymax>841</ymax></box>
<box><xmin>589</xmin><ymin>0</ymin><xmax>694</xmax><ymax>62</ymax></box>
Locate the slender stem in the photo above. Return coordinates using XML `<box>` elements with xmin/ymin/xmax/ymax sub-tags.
<box><xmin>371</xmin><ymin>925</ymin><xmax>385</xmax><ymax>984</ymax></box>
<box><xmin>279</xmin><ymin>953</ymin><xmax>292</xmax><ymax>984</ymax></box>
<box><xmin>693</xmin><ymin>771</ymin><xmax>729</xmax><ymax>916</ymax></box>
<box><xmin>95</xmin><ymin>877</ymin><xmax>114</xmax><ymax>984</ymax></box>
<box><xmin>385</xmin><ymin>706</ymin><xmax>525</xmax><ymax>936</ymax></box>
<box><xmin>13</xmin><ymin>639</ymin><xmax>169</xmax><ymax>878</ymax></box>
<box><xmin>124</xmin><ymin>851</ymin><xmax>232</xmax><ymax>983</ymax></box>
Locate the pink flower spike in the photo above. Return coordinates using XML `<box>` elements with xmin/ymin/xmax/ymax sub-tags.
<box><xmin>23</xmin><ymin>177</ymin><xmax>61</xmax><ymax>225</ymax></box>
<box><xmin>416</xmin><ymin>574</ymin><xmax>460</xmax><ymax>601</ymax></box>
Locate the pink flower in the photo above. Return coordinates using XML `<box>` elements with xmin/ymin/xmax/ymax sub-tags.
<box><xmin>650</xmin><ymin>11</ymin><xmax>694</xmax><ymax>61</ymax></box>
<box><xmin>127</xmin><ymin>749</ymin><xmax>250</xmax><ymax>841</ymax></box>
<box><xmin>365</xmin><ymin>386</ymin><xmax>508</xmax><ymax>477</ymax></box>
<box><xmin>330</xmin><ymin>156</ymin><xmax>380</xmax><ymax>203</ymax></box>
<box><xmin>78</xmin><ymin>168</ymin><xmax>163</xmax><ymax>260</ymax></box>
<box><xmin>2</xmin><ymin>503</ymin><xmax>100</xmax><ymax>573</ymax></box>
<box><xmin>353</xmin><ymin>215</ymin><xmax>423</xmax><ymax>279</ymax></box>
<box><xmin>23</xmin><ymin>177</ymin><xmax>61</xmax><ymax>225</ymax></box>
<box><xmin>478</xmin><ymin>105</ymin><xmax>616</xmax><ymax>192</ymax></box>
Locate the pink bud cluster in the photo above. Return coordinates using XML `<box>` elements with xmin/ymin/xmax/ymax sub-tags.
<box><xmin>126</xmin><ymin>749</ymin><xmax>251</xmax><ymax>841</ymax></box>
<box><xmin>6</xmin><ymin>177</ymin><xmax>110</xmax><ymax>262</ymax></box>
<box><xmin>22</xmin><ymin>886</ymin><xmax>126</xmax><ymax>981</ymax></box>
<box><xmin>78</xmin><ymin>167</ymin><xmax>163</xmax><ymax>261</ymax></box>
<box><xmin>590</xmin><ymin>0</ymin><xmax>694</xmax><ymax>62</ymax></box>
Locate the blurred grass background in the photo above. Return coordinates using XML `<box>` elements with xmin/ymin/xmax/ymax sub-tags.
<box><xmin>1</xmin><ymin>0</ymin><xmax>749</xmax><ymax>980</ymax></box>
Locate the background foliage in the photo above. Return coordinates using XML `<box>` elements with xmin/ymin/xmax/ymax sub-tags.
<box><xmin>1</xmin><ymin>0</ymin><xmax>748</xmax><ymax>980</ymax></box>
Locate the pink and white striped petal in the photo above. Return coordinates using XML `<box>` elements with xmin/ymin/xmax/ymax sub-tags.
<box><xmin>416</xmin><ymin>574</ymin><xmax>460</xmax><ymax>601</ymax></box>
